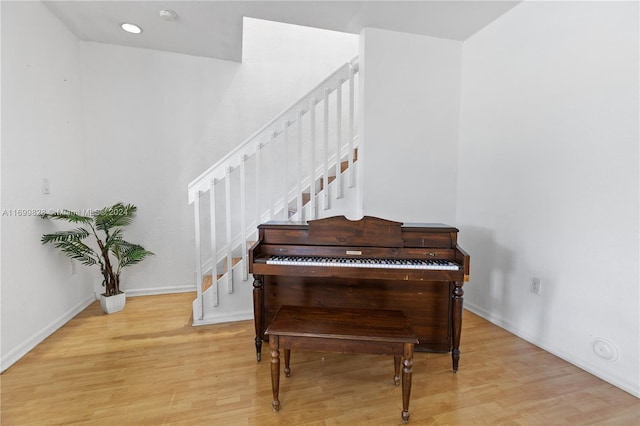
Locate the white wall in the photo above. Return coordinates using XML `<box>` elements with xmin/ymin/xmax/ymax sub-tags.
<box><xmin>80</xmin><ymin>42</ymin><xmax>237</xmax><ymax>295</ymax></box>
<box><xmin>1</xmin><ymin>1</ymin><xmax>94</xmax><ymax>370</ymax></box>
<box><xmin>360</xmin><ymin>28</ymin><xmax>462</xmax><ymax>224</ymax></box>
<box><xmin>457</xmin><ymin>1</ymin><xmax>639</xmax><ymax>396</ymax></box>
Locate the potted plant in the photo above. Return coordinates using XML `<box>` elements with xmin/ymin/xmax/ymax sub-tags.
<box><xmin>41</xmin><ymin>202</ymin><xmax>154</xmax><ymax>313</ymax></box>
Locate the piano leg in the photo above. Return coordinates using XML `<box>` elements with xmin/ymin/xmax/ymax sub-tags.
<box><xmin>255</xmin><ymin>337</ymin><xmax>263</xmax><ymax>362</ymax></box>
<box><xmin>393</xmin><ymin>355</ymin><xmax>401</xmax><ymax>386</ymax></box>
<box><xmin>253</xmin><ymin>275</ymin><xmax>264</xmax><ymax>361</ymax></box>
<box><xmin>401</xmin><ymin>342</ymin><xmax>414</xmax><ymax>424</ymax></box>
<box><xmin>451</xmin><ymin>282</ymin><xmax>464</xmax><ymax>372</ymax></box>
<box><xmin>284</xmin><ymin>349</ymin><xmax>291</xmax><ymax>377</ymax></box>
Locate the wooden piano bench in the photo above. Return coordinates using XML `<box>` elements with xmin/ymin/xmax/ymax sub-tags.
<box><xmin>265</xmin><ymin>305</ymin><xmax>419</xmax><ymax>424</ymax></box>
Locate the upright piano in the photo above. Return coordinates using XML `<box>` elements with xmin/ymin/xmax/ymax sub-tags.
<box><xmin>249</xmin><ymin>215</ymin><xmax>470</xmax><ymax>371</ymax></box>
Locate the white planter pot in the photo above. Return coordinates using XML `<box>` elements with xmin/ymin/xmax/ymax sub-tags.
<box><xmin>100</xmin><ymin>292</ymin><xmax>126</xmax><ymax>314</ymax></box>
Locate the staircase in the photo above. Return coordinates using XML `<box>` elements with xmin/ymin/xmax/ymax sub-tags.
<box><xmin>187</xmin><ymin>57</ymin><xmax>360</xmax><ymax>325</ymax></box>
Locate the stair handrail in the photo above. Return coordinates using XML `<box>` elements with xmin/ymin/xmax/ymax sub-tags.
<box><xmin>188</xmin><ymin>56</ymin><xmax>359</xmax><ymax>204</ymax></box>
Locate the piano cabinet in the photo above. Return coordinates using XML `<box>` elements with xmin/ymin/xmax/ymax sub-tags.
<box><xmin>249</xmin><ymin>216</ymin><xmax>470</xmax><ymax>372</ymax></box>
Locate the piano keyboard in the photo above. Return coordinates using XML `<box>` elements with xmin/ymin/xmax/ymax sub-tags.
<box><xmin>265</xmin><ymin>255</ymin><xmax>460</xmax><ymax>270</ymax></box>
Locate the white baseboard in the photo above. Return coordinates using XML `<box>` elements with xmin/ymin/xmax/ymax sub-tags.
<box><xmin>192</xmin><ymin>310</ymin><xmax>254</xmax><ymax>326</ymax></box>
<box><xmin>121</xmin><ymin>285</ymin><xmax>196</xmax><ymax>297</ymax></box>
<box><xmin>464</xmin><ymin>302</ymin><xmax>640</xmax><ymax>398</ymax></box>
<box><xmin>0</xmin><ymin>294</ymin><xmax>96</xmax><ymax>373</ymax></box>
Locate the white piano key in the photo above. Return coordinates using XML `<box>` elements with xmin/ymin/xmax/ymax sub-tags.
<box><xmin>265</xmin><ymin>256</ymin><xmax>460</xmax><ymax>271</ymax></box>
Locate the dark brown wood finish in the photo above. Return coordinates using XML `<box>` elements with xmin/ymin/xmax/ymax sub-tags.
<box><xmin>249</xmin><ymin>215</ymin><xmax>470</xmax><ymax>371</ymax></box>
<box><xmin>265</xmin><ymin>305</ymin><xmax>419</xmax><ymax>423</ymax></box>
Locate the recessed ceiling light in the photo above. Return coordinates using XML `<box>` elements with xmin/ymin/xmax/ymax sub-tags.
<box><xmin>121</xmin><ymin>23</ymin><xmax>142</xmax><ymax>34</ymax></box>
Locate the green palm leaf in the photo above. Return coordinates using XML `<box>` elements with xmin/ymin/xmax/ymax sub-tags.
<box><xmin>104</xmin><ymin>228</ymin><xmax>125</xmax><ymax>249</ymax></box>
<box><xmin>121</xmin><ymin>246</ymin><xmax>154</xmax><ymax>268</ymax></box>
<box><xmin>41</xmin><ymin>227</ymin><xmax>90</xmax><ymax>244</ymax></box>
<box><xmin>41</xmin><ymin>210</ymin><xmax>93</xmax><ymax>224</ymax></box>
<box><xmin>53</xmin><ymin>240</ymin><xmax>99</xmax><ymax>267</ymax></box>
<box><xmin>94</xmin><ymin>203</ymin><xmax>137</xmax><ymax>231</ymax></box>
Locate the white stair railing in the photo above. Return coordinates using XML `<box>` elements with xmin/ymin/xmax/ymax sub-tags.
<box><xmin>188</xmin><ymin>56</ymin><xmax>359</xmax><ymax>323</ymax></box>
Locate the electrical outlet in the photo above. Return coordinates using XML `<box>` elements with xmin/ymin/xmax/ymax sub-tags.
<box><xmin>530</xmin><ymin>277</ymin><xmax>541</xmax><ymax>295</ymax></box>
<box><xmin>42</xmin><ymin>178</ymin><xmax>50</xmax><ymax>195</ymax></box>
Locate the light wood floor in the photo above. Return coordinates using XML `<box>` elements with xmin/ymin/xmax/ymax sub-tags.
<box><xmin>2</xmin><ymin>293</ymin><xmax>638</xmax><ymax>425</ymax></box>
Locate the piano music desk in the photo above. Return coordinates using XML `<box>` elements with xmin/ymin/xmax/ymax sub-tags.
<box><xmin>265</xmin><ymin>305</ymin><xmax>419</xmax><ymax>424</ymax></box>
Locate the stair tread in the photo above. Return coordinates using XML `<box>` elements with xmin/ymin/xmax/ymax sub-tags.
<box><xmin>320</xmin><ymin>175</ymin><xmax>336</xmax><ymax>190</ymax></box>
<box><xmin>203</xmin><ymin>257</ymin><xmax>244</xmax><ymax>284</ymax></box>
<box><xmin>202</xmin><ymin>275</ymin><xmax>213</xmax><ymax>292</ymax></box>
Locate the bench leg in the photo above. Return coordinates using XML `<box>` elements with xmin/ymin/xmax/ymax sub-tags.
<box><xmin>284</xmin><ymin>349</ymin><xmax>291</xmax><ymax>377</ymax></box>
<box><xmin>401</xmin><ymin>343</ymin><xmax>414</xmax><ymax>424</ymax></box>
<box><xmin>393</xmin><ymin>356</ymin><xmax>401</xmax><ymax>386</ymax></box>
<box><xmin>269</xmin><ymin>336</ymin><xmax>280</xmax><ymax>413</ymax></box>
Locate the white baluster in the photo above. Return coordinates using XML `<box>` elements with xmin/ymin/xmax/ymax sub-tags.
<box><xmin>309</xmin><ymin>99</ymin><xmax>317</xmax><ymax>219</ymax></box>
<box><xmin>349</xmin><ymin>63</ymin><xmax>355</xmax><ymax>188</ymax></box>
<box><xmin>282</xmin><ymin>120</ymin><xmax>289</xmax><ymax>220</ymax></box>
<box><xmin>268</xmin><ymin>132</ymin><xmax>275</xmax><ymax>220</ymax></box>
<box><xmin>255</xmin><ymin>143</ymin><xmax>262</xmax><ymax>227</ymax></box>
<box><xmin>240</xmin><ymin>155</ymin><xmax>248</xmax><ymax>281</ymax></box>
<box><xmin>336</xmin><ymin>78</ymin><xmax>343</xmax><ymax>199</ymax></box>
<box><xmin>194</xmin><ymin>191</ymin><xmax>204</xmax><ymax>320</ymax></box>
<box><xmin>209</xmin><ymin>178</ymin><xmax>219</xmax><ymax>307</ymax></box>
<box><xmin>323</xmin><ymin>87</ymin><xmax>330</xmax><ymax>210</ymax></box>
<box><xmin>296</xmin><ymin>109</ymin><xmax>304</xmax><ymax>221</ymax></box>
<box><xmin>224</xmin><ymin>166</ymin><xmax>233</xmax><ymax>294</ymax></box>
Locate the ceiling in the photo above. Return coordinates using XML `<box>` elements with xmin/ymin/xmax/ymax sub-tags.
<box><xmin>44</xmin><ymin>1</ymin><xmax>522</xmax><ymax>62</ymax></box>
